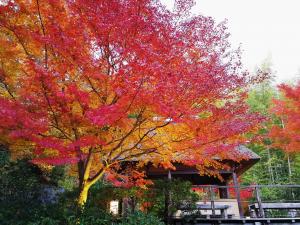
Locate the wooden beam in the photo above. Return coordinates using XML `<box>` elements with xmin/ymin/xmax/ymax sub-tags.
<box><xmin>232</xmin><ymin>171</ymin><xmax>244</xmax><ymax>218</ymax></box>
<box><xmin>165</xmin><ymin>170</ymin><xmax>172</xmax><ymax>225</ymax></box>
<box><xmin>254</xmin><ymin>186</ymin><xmax>265</xmax><ymax>218</ymax></box>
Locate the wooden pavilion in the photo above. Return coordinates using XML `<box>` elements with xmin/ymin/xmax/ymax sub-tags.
<box><xmin>143</xmin><ymin>145</ymin><xmax>260</xmax><ymax>220</ymax></box>
<box><xmin>141</xmin><ymin>146</ymin><xmax>300</xmax><ymax>225</ymax></box>
<box><xmin>118</xmin><ymin>145</ymin><xmax>300</xmax><ymax>224</ymax></box>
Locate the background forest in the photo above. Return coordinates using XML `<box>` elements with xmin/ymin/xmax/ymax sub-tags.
<box><xmin>243</xmin><ymin>62</ymin><xmax>300</xmax><ymax>202</ymax></box>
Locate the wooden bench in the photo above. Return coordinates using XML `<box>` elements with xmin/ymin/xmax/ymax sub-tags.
<box><xmin>178</xmin><ymin>203</ymin><xmax>231</xmax><ymax>219</ymax></box>
<box><xmin>249</xmin><ymin>202</ymin><xmax>300</xmax><ymax>218</ymax></box>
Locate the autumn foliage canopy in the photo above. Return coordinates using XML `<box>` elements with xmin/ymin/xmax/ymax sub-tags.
<box><xmin>269</xmin><ymin>82</ymin><xmax>300</xmax><ymax>153</ymax></box>
<box><xmin>0</xmin><ymin>0</ymin><xmax>262</xmax><ymax>204</ymax></box>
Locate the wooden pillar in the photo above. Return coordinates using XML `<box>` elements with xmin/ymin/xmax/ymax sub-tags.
<box><xmin>219</xmin><ymin>182</ymin><xmax>230</xmax><ymax>199</ymax></box>
<box><xmin>130</xmin><ymin>196</ymin><xmax>135</xmax><ymax>213</ymax></box>
<box><xmin>165</xmin><ymin>170</ymin><xmax>172</xmax><ymax>225</ymax></box>
<box><xmin>209</xmin><ymin>186</ymin><xmax>216</xmax><ymax>216</ymax></box>
<box><xmin>254</xmin><ymin>185</ymin><xmax>265</xmax><ymax>218</ymax></box>
<box><xmin>122</xmin><ymin>197</ymin><xmax>130</xmax><ymax>217</ymax></box>
<box><xmin>232</xmin><ymin>171</ymin><xmax>244</xmax><ymax>218</ymax></box>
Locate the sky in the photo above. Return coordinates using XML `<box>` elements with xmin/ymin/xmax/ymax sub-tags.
<box><xmin>162</xmin><ymin>0</ymin><xmax>300</xmax><ymax>83</ymax></box>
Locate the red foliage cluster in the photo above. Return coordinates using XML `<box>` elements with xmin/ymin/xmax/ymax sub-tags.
<box><xmin>269</xmin><ymin>83</ymin><xmax>300</xmax><ymax>153</ymax></box>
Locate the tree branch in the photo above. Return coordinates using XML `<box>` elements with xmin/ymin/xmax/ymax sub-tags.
<box><xmin>36</xmin><ymin>0</ymin><xmax>48</xmax><ymax>68</ymax></box>
<box><xmin>111</xmin><ymin>121</ymin><xmax>170</xmax><ymax>162</ymax></box>
<box><xmin>0</xmin><ymin>25</ymin><xmax>34</xmax><ymax>58</ymax></box>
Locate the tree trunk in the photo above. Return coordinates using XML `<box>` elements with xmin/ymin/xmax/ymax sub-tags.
<box><xmin>77</xmin><ymin>167</ymin><xmax>106</xmax><ymax>207</ymax></box>
<box><xmin>267</xmin><ymin>148</ymin><xmax>274</xmax><ymax>183</ymax></box>
<box><xmin>78</xmin><ymin>183</ymin><xmax>91</xmax><ymax>207</ymax></box>
<box><xmin>287</xmin><ymin>153</ymin><xmax>292</xmax><ymax>180</ymax></box>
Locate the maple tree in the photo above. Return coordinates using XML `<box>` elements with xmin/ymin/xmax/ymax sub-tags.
<box><xmin>0</xmin><ymin>0</ymin><xmax>263</xmax><ymax>206</ymax></box>
<box><xmin>269</xmin><ymin>82</ymin><xmax>300</xmax><ymax>153</ymax></box>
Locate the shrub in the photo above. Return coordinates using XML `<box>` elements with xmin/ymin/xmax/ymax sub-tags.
<box><xmin>139</xmin><ymin>179</ymin><xmax>198</xmax><ymax>218</ymax></box>
<box><xmin>0</xmin><ymin>159</ymin><xmax>166</xmax><ymax>225</ymax></box>
<box><xmin>118</xmin><ymin>211</ymin><xmax>164</xmax><ymax>225</ymax></box>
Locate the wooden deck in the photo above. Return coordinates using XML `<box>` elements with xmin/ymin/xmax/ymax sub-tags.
<box><xmin>171</xmin><ymin>217</ymin><xmax>300</xmax><ymax>225</ymax></box>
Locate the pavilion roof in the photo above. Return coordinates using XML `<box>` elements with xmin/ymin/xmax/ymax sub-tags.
<box><xmin>144</xmin><ymin>145</ymin><xmax>260</xmax><ymax>185</ymax></box>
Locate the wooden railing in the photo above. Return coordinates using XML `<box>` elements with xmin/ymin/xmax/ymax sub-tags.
<box><xmin>190</xmin><ymin>184</ymin><xmax>300</xmax><ymax>218</ymax></box>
